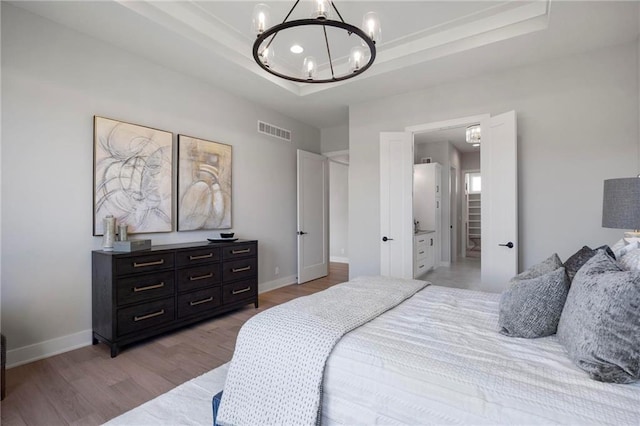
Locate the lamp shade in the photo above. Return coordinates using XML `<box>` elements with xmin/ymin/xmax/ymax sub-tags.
<box><xmin>602</xmin><ymin>178</ymin><xmax>640</xmax><ymax>230</ymax></box>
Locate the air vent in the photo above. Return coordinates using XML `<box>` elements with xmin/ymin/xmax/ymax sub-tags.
<box><xmin>258</xmin><ymin>121</ymin><xmax>292</xmax><ymax>142</ymax></box>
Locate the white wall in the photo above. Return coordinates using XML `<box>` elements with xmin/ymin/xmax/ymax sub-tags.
<box><xmin>349</xmin><ymin>42</ymin><xmax>638</xmax><ymax>280</ymax></box>
<box><xmin>1</xmin><ymin>4</ymin><xmax>320</xmax><ymax>365</ymax></box>
<box><xmin>329</xmin><ymin>161</ymin><xmax>348</xmax><ymax>263</ymax></box>
<box><xmin>321</xmin><ymin>124</ymin><xmax>349</xmax><ymax>153</ymax></box>
<box><xmin>461</xmin><ymin>151</ymin><xmax>480</xmax><ymax>172</ymax></box>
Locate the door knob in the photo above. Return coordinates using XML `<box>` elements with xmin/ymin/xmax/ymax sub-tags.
<box><xmin>382</xmin><ymin>236</ymin><xmax>394</xmax><ymax>242</ymax></box>
<box><xmin>297</xmin><ymin>231</ymin><xmax>308</xmax><ymax>235</ymax></box>
<box><xmin>499</xmin><ymin>242</ymin><xmax>514</xmax><ymax>249</ymax></box>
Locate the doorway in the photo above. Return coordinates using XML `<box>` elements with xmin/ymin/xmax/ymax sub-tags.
<box><xmin>412</xmin><ymin>126</ymin><xmax>480</xmax><ymax>276</ymax></box>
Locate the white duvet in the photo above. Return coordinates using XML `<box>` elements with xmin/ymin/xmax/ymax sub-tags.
<box><xmin>108</xmin><ymin>284</ymin><xmax>640</xmax><ymax>425</ymax></box>
<box><xmin>322</xmin><ymin>285</ymin><xmax>640</xmax><ymax>425</ymax></box>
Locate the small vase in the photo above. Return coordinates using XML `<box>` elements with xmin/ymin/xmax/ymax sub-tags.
<box><xmin>103</xmin><ymin>215</ymin><xmax>116</xmax><ymax>251</ymax></box>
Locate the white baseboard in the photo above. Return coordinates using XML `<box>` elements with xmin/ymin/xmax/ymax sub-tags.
<box><xmin>7</xmin><ymin>276</ymin><xmax>297</xmax><ymax>368</ymax></box>
<box><xmin>329</xmin><ymin>256</ymin><xmax>349</xmax><ymax>264</ymax></box>
<box><xmin>6</xmin><ymin>329</ymin><xmax>92</xmax><ymax>369</ymax></box>
<box><xmin>258</xmin><ymin>275</ymin><xmax>297</xmax><ymax>294</ymax></box>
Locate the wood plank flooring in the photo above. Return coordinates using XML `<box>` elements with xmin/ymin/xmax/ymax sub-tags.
<box><xmin>0</xmin><ymin>263</ymin><xmax>348</xmax><ymax>426</ymax></box>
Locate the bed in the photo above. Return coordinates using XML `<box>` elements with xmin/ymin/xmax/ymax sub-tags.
<box><xmin>109</xmin><ymin>278</ymin><xmax>640</xmax><ymax>425</ymax></box>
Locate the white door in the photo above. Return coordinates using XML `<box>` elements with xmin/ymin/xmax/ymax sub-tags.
<box><xmin>481</xmin><ymin>111</ymin><xmax>518</xmax><ymax>289</ymax></box>
<box><xmin>297</xmin><ymin>150</ymin><xmax>329</xmax><ymax>284</ymax></box>
<box><xmin>380</xmin><ymin>132</ymin><xmax>414</xmax><ymax>278</ymax></box>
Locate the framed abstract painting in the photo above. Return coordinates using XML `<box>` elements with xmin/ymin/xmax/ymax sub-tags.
<box><xmin>177</xmin><ymin>135</ymin><xmax>232</xmax><ymax>231</ymax></box>
<box><xmin>93</xmin><ymin>116</ymin><xmax>173</xmax><ymax>235</ymax></box>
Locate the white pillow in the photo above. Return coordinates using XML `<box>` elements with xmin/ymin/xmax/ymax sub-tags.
<box><xmin>611</xmin><ymin>239</ymin><xmax>640</xmax><ymax>259</ymax></box>
<box><xmin>618</xmin><ymin>246</ymin><xmax>640</xmax><ymax>271</ymax></box>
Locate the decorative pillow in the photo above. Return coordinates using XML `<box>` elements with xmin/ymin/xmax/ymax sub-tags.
<box><xmin>499</xmin><ymin>266</ymin><xmax>569</xmax><ymax>338</ymax></box>
<box><xmin>611</xmin><ymin>239</ymin><xmax>639</xmax><ymax>259</ymax></box>
<box><xmin>510</xmin><ymin>253</ymin><xmax>563</xmax><ymax>282</ymax></box>
<box><xmin>563</xmin><ymin>245</ymin><xmax>614</xmax><ymax>282</ymax></box>
<box><xmin>618</xmin><ymin>246</ymin><xmax>640</xmax><ymax>271</ymax></box>
<box><xmin>557</xmin><ymin>250</ymin><xmax>640</xmax><ymax>383</ymax></box>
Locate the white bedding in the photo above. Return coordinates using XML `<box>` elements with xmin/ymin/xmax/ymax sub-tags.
<box><xmin>107</xmin><ymin>284</ymin><xmax>640</xmax><ymax>425</ymax></box>
<box><xmin>321</xmin><ymin>285</ymin><xmax>640</xmax><ymax>425</ymax></box>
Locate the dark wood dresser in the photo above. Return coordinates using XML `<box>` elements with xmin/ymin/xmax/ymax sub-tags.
<box><xmin>92</xmin><ymin>240</ymin><xmax>258</xmax><ymax>357</ymax></box>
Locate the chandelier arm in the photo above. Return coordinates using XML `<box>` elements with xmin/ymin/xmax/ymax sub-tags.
<box><xmin>330</xmin><ymin>2</ymin><xmax>346</xmax><ymax>24</ymax></box>
<box><xmin>282</xmin><ymin>0</ymin><xmax>301</xmax><ymax>24</ymax></box>
<box><xmin>322</xmin><ymin>25</ymin><xmax>336</xmax><ymax>79</ymax></box>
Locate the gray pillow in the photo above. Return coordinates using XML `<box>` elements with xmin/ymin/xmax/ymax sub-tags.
<box><xmin>510</xmin><ymin>253</ymin><xmax>563</xmax><ymax>281</ymax></box>
<box><xmin>499</xmin><ymin>267</ymin><xmax>569</xmax><ymax>338</ymax></box>
<box><xmin>564</xmin><ymin>245</ymin><xmax>615</xmax><ymax>283</ymax></box>
<box><xmin>557</xmin><ymin>250</ymin><xmax>640</xmax><ymax>383</ymax></box>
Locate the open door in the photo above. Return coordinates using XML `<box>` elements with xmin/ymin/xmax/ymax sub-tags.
<box><xmin>480</xmin><ymin>111</ymin><xmax>518</xmax><ymax>289</ymax></box>
<box><xmin>380</xmin><ymin>132</ymin><xmax>414</xmax><ymax>278</ymax></box>
<box><xmin>380</xmin><ymin>112</ymin><xmax>517</xmax><ymax>289</ymax></box>
<box><xmin>297</xmin><ymin>150</ymin><xmax>329</xmax><ymax>284</ymax></box>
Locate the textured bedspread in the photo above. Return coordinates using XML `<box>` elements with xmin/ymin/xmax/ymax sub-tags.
<box><xmin>321</xmin><ymin>285</ymin><xmax>640</xmax><ymax>425</ymax></box>
<box><xmin>217</xmin><ymin>276</ymin><xmax>428</xmax><ymax>426</ymax></box>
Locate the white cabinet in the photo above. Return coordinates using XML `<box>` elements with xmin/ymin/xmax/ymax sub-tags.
<box><xmin>413</xmin><ymin>162</ymin><xmax>441</xmax><ymax>272</ymax></box>
<box><xmin>414</xmin><ymin>232</ymin><xmax>435</xmax><ymax>278</ymax></box>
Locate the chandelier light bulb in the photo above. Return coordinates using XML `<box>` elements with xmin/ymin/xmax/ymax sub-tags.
<box><xmin>260</xmin><ymin>45</ymin><xmax>274</xmax><ymax>67</ymax></box>
<box><xmin>311</xmin><ymin>0</ymin><xmax>332</xmax><ymax>20</ymax></box>
<box><xmin>362</xmin><ymin>12</ymin><xmax>381</xmax><ymax>43</ymax></box>
<box><xmin>349</xmin><ymin>46</ymin><xmax>366</xmax><ymax>73</ymax></box>
<box><xmin>252</xmin><ymin>4</ymin><xmax>271</xmax><ymax>35</ymax></box>
<box><xmin>302</xmin><ymin>56</ymin><xmax>317</xmax><ymax>80</ymax></box>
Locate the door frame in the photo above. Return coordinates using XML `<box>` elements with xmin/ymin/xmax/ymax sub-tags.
<box><xmin>406</xmin><ymin>114</ymin><xmax>489</xmax><ymax>269</ymax></box>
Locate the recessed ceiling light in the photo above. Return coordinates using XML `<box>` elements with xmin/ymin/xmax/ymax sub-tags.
<box><xmin>473</xmin><ymin>143</ymin><xmax>480</xmax><ymax>147</ymax></box>
<box><xmin>290</xmin><ymin>44</ymin><xmax>304</xmax><ymax>54</ymax></box>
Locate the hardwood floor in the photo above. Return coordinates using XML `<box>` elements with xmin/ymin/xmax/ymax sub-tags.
<box><xmin>0</xmin><ymin>263</ymin><xmax>348</xmax><ymax>426</ymax></box>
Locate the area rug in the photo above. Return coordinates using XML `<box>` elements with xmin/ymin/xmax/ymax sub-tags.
<box><xmin>104</xmin><ymin>363</ymin><xmax>229</xmax><ymax>425</ymax></box>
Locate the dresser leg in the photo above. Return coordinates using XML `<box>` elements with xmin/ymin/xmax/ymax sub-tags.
<box><xmin>92</xmin><ymin>336</ymin><xmax>99</xmax><ymax>345</ymax></box>
<box><xmin>254</xmin><ymin>299</ymin><xmax>259</xmax><ymax>309</ymax></box>
<box><xmin>110</xmin><ymin>344</ymin><xmax>120</xmax><ymax>358</ymax></box>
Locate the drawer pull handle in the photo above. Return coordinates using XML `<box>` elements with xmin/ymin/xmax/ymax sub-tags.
<box><xmin>232</xmin><ymin>249</ymin><xmax>251</xmax><ymax>254</ymax></box>
<box><xmin>133</xmin><ymin>259</ymin><xmax>165</xmax><ymax>268</ymax></box>
<box><xmin>134</xmin><ymin>309</ymin><xmax>165</xmax><ymax>322</ymax></box>
<box><xmin>232</xmin><ymin>287</ymin><xmax>251</xmax><ymax>295</ymax></box>
<box><xmin>232</xmin><ymin>266</ymin><xmax>251</xmax><ymax>273</ymax></box>
<box><xmin>190</xmin><ymin>296</ymin><xmax>214</xmax><ymax>306</ymax></box>
<box><xmin>419</xmin><ymin>251</ymin><xmax>424</xmax><ymax>255</ymax></box>
<box><xmin>133</xmin><ymin>282</ymin><xmax>165</xmax><ymax>292</ymax></box>
<box><xmin>418</xmin><ymin>239</ymin><xmax>425</xmax><ymax>243</ymax></box>
<box><xmin>190</xmin><ymin>273</ymin><xmax>213</xmax><ymax>281</ymax></box>
<box><xmin>190</xmin><ymin>253</ymin><xmax>213</xmax><ymax>260</ymax></box>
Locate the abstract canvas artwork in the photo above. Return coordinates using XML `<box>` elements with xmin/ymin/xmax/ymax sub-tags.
<box><xmin>178</xmin><ymin>135</ymin><xmax>232</xmax><ymax>231</ymax></box>
<box><xmin>93</xmin><ymin>116</ymin><xmax>173</xmax><ymax>235</ymax></box>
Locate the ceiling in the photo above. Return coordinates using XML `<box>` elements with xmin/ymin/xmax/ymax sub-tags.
<box><xmin>11</xmin><ymin>1</ymin><xmax>639</xmax><ymax>129</ymax></box>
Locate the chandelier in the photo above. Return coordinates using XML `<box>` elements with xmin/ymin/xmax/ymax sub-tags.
<box><xmin>466</xmin><ymin>125</ymin><xmax>481</xmax><ymax>145</ymax></box>
<box><xmin>251</xmin><ymin>1</ymin><xmax>381</xmax><ymax>83</ymax></box>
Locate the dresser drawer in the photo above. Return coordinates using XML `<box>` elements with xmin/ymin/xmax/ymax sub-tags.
<box><xmin>116</xmin><ymin>272</ymin><xmax>175</xmax><ymax>306</ymax></box>
<box><xmin>222</xmin><ymin>279</ymin><xmax>257</xmax><ymax>305</ymax></box>
<box><xmin>177</xmin><ymin>264</ymin><xmax>222</xmax><ymax>292</ymax></box>
<box><xmin>117</xmin><ymin>298</ymin><xmax>175</xmax><ymax>336</ymax></box>
<box><xmin>176</xmin><ymin>247</ymin><xmax>220</xmax><ymax>267</ymax></box>
<box><xmin>221</xmin><ymin>243</ymin><xmax>257</xmax><ymax>260</ymax></box>
<box><xmin>222</xmin><ymin>258</ymin><xmax>257</xmax><ymax>282</ymax></box>
<box><xmin>116</xmin><ymin>252</ymin><xmax>175</xmax><ymax>276</ymax></box>
<box><xmin>415</xmin><ymin>246</ymin><xmax>428</xmax><ymax>262</ymax></box>
<box><xmin>177</xmin><ymin>287</ymin><xmax>222</xmax><ymax>319</ymax></box>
